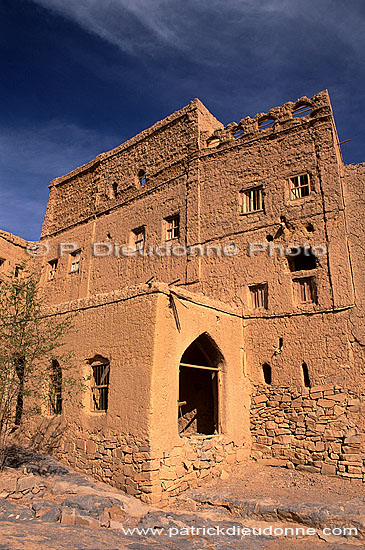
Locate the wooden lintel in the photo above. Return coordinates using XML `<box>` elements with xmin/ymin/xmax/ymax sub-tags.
<box><xmin>179</xmin><ymin>362</ymin><xmax>219</xmax><ymax>371</ymax></box>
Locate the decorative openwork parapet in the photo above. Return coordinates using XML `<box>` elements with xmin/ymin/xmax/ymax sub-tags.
<box><xmin>205</xmin><ymin>90</ymin><xmax>333</xmax><ymax>148</ymax></box>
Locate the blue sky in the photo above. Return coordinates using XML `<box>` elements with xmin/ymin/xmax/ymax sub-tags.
<box><xmin>1</xmin><ymin>0</ymin><xmax>364</xmax><ymax>240</ymax></box>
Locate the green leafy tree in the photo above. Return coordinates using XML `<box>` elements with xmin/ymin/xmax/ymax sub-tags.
<box><xmin>0</xmin><ymin>266</ymin><xmax>80</xmax><ymax>468</ymax></box>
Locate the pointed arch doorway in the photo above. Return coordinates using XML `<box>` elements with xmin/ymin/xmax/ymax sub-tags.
<box><xmin>178</xmin><ymin>333</ymin><xmax>223</xmax><ymax>436</ymax></box>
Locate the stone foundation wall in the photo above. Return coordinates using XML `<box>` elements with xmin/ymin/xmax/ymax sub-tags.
<box><xmin>156</xmin><ymin>436</ymin><xmax>246</xmax><ymax>501</ymax></box>
<box><xmin>58</xmin><ymin>432</ymin><xmax>246</xmax><ymax>504</ymax></box>
<box><xmin>22</xmin><ymin>423</ymin><xmax>246</xmax><ymax>504</ymax></box>
<box><xmin>56</xmin><ymin>431</ymin><xmax>152</xmax><ymax>500</ymax></box>
<box><xmin>250</xmin><ymin>384</ymin><xmax>365</xmax><ymax>480</ymax></box>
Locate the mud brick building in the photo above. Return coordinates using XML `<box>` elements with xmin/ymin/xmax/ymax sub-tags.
<box><xmin>1</xmin><ymin>90</ymin><xmax>364</xmax><ymax>503</ymax></box>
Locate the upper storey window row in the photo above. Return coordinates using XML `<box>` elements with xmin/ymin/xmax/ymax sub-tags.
<box><xmin>207</xmin><ymin>100</ymin><xmax>316</xmax><ymax>147</ymax></box>
<box><xmin>45</xmin><ymin>250</ymin><xmax>82</xmax><ymax>282</ymax></box>
<box><xmin>239</xmin><ymin>173</ymin><xmax>312</xmax><ymax>215</ymax></box>
<box><xmin>44</xmin><ymin>213</ymin><xmax>181</xmax><ymax>281</ymax></box>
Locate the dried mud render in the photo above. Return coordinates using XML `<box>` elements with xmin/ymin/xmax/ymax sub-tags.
<box><xmin>0</xmin><ymin>90</ymin><xmax>364</xmax><ymax>503</ymax></box>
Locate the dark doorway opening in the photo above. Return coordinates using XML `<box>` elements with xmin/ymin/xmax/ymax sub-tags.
<box><xmin>178</xmin><ymin>334</ymin><xmax>222</xmax><ymax>436</ymax></box>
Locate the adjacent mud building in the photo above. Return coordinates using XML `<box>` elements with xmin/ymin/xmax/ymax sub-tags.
<box><xmin>1</xmin><ymin>90</ymin><xmax>364</xmax><ymax>503</ymax></box>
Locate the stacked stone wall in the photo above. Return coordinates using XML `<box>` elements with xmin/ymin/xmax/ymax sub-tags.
<box><xmin>156</xmin><ymin>436</ymin><xmax>246</xmax><ymax>501</ymax></box>
<box><xmin>250</xmin><ymin>384</ymin><xmax>364</xmax><ymax>480</ymax></box>
<box><xmin>38</xmin><ymin>427</ymin><xmax>246</xmax><ymax>504</ymax></box>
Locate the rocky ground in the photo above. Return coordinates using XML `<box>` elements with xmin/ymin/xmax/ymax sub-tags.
<box><xmin>0</xmin><ymin>446</ymin><xmax>363</xmax><ymax>549</ymax></box>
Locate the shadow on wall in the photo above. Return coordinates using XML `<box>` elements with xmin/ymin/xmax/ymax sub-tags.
<box><xmin>9</xmin><ymin>416</ymin><xmax>67</xmax><ymax>458</ymax></box>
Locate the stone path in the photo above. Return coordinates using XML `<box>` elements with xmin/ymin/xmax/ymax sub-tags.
<box><xmin>0</xmin><ymin>448</ymin><xmax>363</xmax><ymax>549</ymax></box>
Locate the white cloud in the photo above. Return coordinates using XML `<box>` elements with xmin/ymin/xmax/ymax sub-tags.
<box><xmin>31</xmin><ymin>0</ymin><xmax>186</xmax><ymax>56</ymax></box>
<box><xmin>29</xmin><ymin>0</ymin><xmax>365</xmax><ymax>63</ymax></box>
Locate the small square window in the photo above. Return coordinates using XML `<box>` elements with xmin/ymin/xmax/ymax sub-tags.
<box><xmin>137</xmin><ymin>170</ymin><xmax>146</xmax><ymax>186</ymax></box>
<box><xmin>48</xmin><ymin>259</ymin><xmax>58</xmax><ymax>280</ymax></box>
<box><xmin>70</xmin><ymin>250</ymin><xmax>81</xmax><ymax>273</ymax></box>
<box><xmin>294</xmin><ymin>277</ymin><xmax>316</xmax><ymax>303</ymax></box>
<box><xmin>131</xmin><ymin>227</ymin><xmax>145</xmax><ymax>251</ymax></box>
<box><xmin>165</xmin><ymin>215</ymin><xmax>180</xmax><ymax>241</ymax></box>
<box><xmin>241</xmin><ymin>187</ymin><xmax>263</xmax><ymax>214</ymax></box>
<box><xmin>290</xmin><ymin>174</ymin><xmax>310</xmax><ymax>200</ymax></box>
<box><xmin>249</xmin><ymin>283</ymin><xmax>268</xmax><ymax>309</ymax></box>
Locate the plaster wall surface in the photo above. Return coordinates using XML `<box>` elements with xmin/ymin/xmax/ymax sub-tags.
<box><xmin>0</xmin><ymin>231</ymin><xmax>29</xmax><ymax>276</ymax></box>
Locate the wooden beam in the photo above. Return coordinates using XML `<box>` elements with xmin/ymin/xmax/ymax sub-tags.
<box><xmin>179</xmin><ymin>362</ymin><xmax>219</xmax><ymax>371</ymax></box>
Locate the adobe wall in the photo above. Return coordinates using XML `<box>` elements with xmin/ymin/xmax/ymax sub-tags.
<box><xmin>194</xmin><ymin>91</ymin><xmax>361</xmax><ymax>395</ymax></box>
<box><xmin>37</xmin><ymin>91</ymin><xmax>354</xmax><ymax>312</ymax></box>
<box><xmin>196</xmin><ymin>91</ymin><xmax>352</xmax><ymax>309</ymax></box>
<box><xmin>147</xmin><ymin>285</ymin><xmax>249</xmax><ymax>501</ymax></box>
<box><xmin>41</xmin><ymin>99</ymin><xmax>222</xmax><ymax>238</ymax></box>
<box><xmin>342</xmin><ymin>163</ymin><xmax>365</xmax><ymax>378</ymax></box>
<box><xmin>19</xmin><ymin>283</ymin><xmax>249</xmax><ymax>504</ymax></box>
<box><xmin>0</xmin><ymin>230</ymin><xmax>29</xmax><ymax>276</ymax></box>
<box><xmin>19</xmin><ymin>285</ymin><xmax>157</xmax><ymax>500</ymax></box>
<box><xmin>36</xmin><ymin>173</ymin><xmax>189</xmax><ymax>304</ymax></box>
<box><xmin>37</xmin><ymin>99</ymin><xmax>222</xmax><ymax>304</ymax></box>
<box><xmin>244</xmin><ymin>144</ymin><xmax>364</xmax><ymax>482</ymax></box>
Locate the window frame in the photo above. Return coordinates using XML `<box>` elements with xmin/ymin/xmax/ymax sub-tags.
<box><xmin>289</xmin><ymin>173</ymin><xmax>311</xmax><ymax>200</ymax></box>
<box><xmin>240</xmin><ymin>186</ymin><xmax>264</xmax><ymax>214</ymax></box>
<box><xmin>249</xmin><ymin>283</ymin><xmax>268</xmax><ymax>310</ymax></box>
<box><xmin>294</xmin><ymin>276</ymin><xmax>316</xmax><ymax>304</ymax></box>
<box><xmin>14</xmin><ymin>265</ymin><xmax>24</xmax><ymax>279</ymax></box>
<box><xmin>91</xmin><ymin>361</ymin><xmax>110</xmax><ymax>412</ymax></box>
<box><xmin>49</xmin><ymin>359</ymin><xmax>62</xmax><ymax>415</ymax></box>
<box><xmin>131</xmin><ymin>226</ymin><xmax>145</xmax><ymax>251</ymax></box>
<box><xmin>165</xmin><ymin>214</ymin><xmax>180</xmax><ymax>241</ymax></box>
<box><xmin>137</xmin><ymin>170</ymin><xmax>146</xmax><ymax>187</ymax></box>
<box><xmin>69</xmin><ymin>250</ymin><xmax>81</xmax><ymax>274</ymax></box>
<box><xmin>48</xmin><ymin>259</ymin><xmax>58</xmax><ymax>281</ymax></box>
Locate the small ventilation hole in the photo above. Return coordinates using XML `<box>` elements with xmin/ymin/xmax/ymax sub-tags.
<box><xmin>138</xmin><ymin>170</ymin><xmax>146</xmax><ymax>186</ymax></box>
